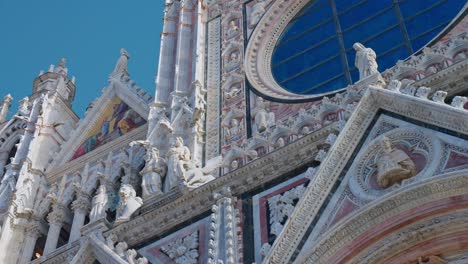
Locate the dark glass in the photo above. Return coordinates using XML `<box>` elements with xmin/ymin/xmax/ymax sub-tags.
<box><xmin>271</xmin><ymin>0</ymin><xmax>464</xmax><ymax>96</ymax></box>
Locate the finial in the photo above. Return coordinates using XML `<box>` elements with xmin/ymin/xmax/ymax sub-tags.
<box><xmin>110</xmin><ymin>48</ymin><xmax>130</xmax><ymax>80</ymax></box>
<box><xmin>58</xmin><ymin>58</ymin><xmax>66</xmax><ymax>68</ymax></box>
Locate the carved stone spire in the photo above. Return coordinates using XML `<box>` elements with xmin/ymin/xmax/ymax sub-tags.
<box><xmin>0</xmin><ymin>94</ymin><xmax>13</xmax><ymax>123</ymax></box>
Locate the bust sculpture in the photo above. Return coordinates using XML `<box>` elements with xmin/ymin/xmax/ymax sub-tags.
<box><xmin>116</xmin><ymin>184</ymin><xmax>143</xmax><ymax>223</ymax></box>
<box><xmin>376</xmin><ymin>137</ymin><xmax>416</xmax><ymax>188</ymax></box>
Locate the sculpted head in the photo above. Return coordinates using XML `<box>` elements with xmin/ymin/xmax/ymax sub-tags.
<box><xmin>380</xmin><ymin>136</ymin><xmax>393</xmax><ymax>153</ymax></box>
<box><xmin>353</xmin><ymin>42</ymin><xmax>364</xmax><ymax>51</ymax></box>
<box><xmin>119</xmin><ymin>184</ymin><xmax>136</xmax><ymax>201</ymax></box>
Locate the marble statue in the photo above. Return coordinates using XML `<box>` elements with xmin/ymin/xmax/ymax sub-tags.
<box><xmin>165</xmin><ymin>137</ymin><xmax>191</xmax><ymax>191</ymax></box>
<box><xmin>227</xmin><ymin>20</ymin><xmax>240</xmax><ymax>36</ymax></box>
<box><xmin>185</xmin><ymin>156</ymin><xmax>222</xmax><ymax>188</ymax></box>
<box><xmin>89</xmin><ymin>184</ymin><xmax>108</xmax><ymax>222</ymax></box>
<box><xmin>353</xmin><ymin>42</ymin><xmax>378</xmax><ymax>80</ymax></box>
<box><xmin>116</xmin><ymin>184</ymin><xmax>143</xmax><ymax>223</ymax></box>
<box><xmin>376</xmin><ymin>137</ymin><xmax>416</xmax><ymax>188</ymax></box>
<box><xmin>111</xmin><ymin>48</ymin><xmax>130</xmax><ymax>79</ymax></box>
<box><xmin>18</xmin><ymin>97</ymin><xmax>30</xmax><ymax>116</ymax></box>
<box><xmin>147</xmin><ymin>106</ymin><xmax>174</xmax><ymax>146</ymax></box>
<box><xmin>253</xmin><ymin>97</ymin><xmax>275</xmax><ymax>133</ymax></box>
<box><xmin>0</xmin><ymin>171</ymin><xmax>17</xmax><ymax>212</ymax></box>
<box><xmin>140</xmin><ymin>147</ymin><xmax>167</xmax><ymax>198</ymax></box>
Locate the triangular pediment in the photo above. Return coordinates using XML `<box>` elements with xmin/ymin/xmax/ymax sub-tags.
<box><xmin>264</xmin><ymin>84</ymin><xmax>468</xmax><ymax>263</ymax></box>
<box><xmin>49</xmin><ymin>79</ymin><xmax>151</xmax><ymax>168</ymax></box>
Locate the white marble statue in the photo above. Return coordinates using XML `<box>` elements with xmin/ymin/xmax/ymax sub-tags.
<box><xmin>353</xmin><ymin>42</ymin><xmax>378</xmax><ymax>80</ymax></box>
<box><xmin>186</xmin><ymin>156</ymin><xmax>222</xmax><ymax>189</ymax></box>
<box><xmin>376</xmin><ymin>137</ymin><xmax>416</xmax><ymax>188</ymax></box>
<box><xmin>18</xmin><ymin>97</ymin><xmax>30</xmax><ymax>116</ymax></box>
<box><xmin>116</xmin><ymin>184</ymin><xmax>143</xmax><ymax>223</ymax></box>
<box><xmin>253</xmin><ymin>97</ymin><xmax>275</xmax><ymax>133</ymax></box>
<box><xmin>227</xmin><ymin>20</ymin><xmax>240</xmax><ymax>36</ymax></box>
<box><xmin>111</xmin><ymin>48</ymin><xmax>130</xmax><ymax>79</ymax></box>
<box><xmin>89</xmin><ymin>184</ymin><xmax>108</xmax><ymax>222</ymax></box>
<box><xmin>0</xmin><ymin>171</ymin><xmax>17</xmax><ymax>212</ymax></box>
<box><xmin>140</xmin><ymin>147</ymin><xmax>167</xmax><ymax>198</ymax></box>
<box><xmin>147</xmin><ymin>106</ymin><xmax>174</xmax><ymax>146</ymax></box>
<box><xmin>164</xmin><ymin>137</ymin><xmax>191</xmax><ymax>191</ymax></box>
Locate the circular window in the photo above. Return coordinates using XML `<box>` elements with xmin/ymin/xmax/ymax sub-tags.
<box><xmin>270</xmin><ymin>0</ymin><xmax>465</xmax><ymax>96</ymax></box>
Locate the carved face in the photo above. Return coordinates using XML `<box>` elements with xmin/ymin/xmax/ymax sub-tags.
<box><xmin>380</xmin><ymin>137</ymin><xmax>393</xmax><ymax>153</ymax></box>
<box><xmin>119</xmin><ymin>184</ymin><xmax>135</xmax><ymax>200</ymax></box>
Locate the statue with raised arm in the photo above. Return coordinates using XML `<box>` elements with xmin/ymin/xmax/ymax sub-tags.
<box><xmin>353</xmin><ymin>42</ymin><xmax>378</xmax><ymax>80</ymax></box>
<box><xmin>140</xmin><ymin>147</ymin><xmax>167</xmax><ymax>198</ymax></box>
<box><xmin>376</xmin><ymin>137</ymin><xmax>416</xmax><ymax>188</ymax></box>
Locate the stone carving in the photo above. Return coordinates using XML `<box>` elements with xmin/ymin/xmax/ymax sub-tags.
<box><xmin>415</xmin><ymin>86</ymin><xmax>430</xmax><ymax>99</ymax></box>
<box><xmin>147</xmin><ymin>106</ymin><xmax>174</xmax><ymax>146</ymax></box>
<box><xmin>115</xmin><ymin>241</ymin><xmax>128</xmax><ymax>258</ymax></box>
<box><xmin>387</xmin><ymin>80</ymin><xmax>402</xmax><ymax>92</ymax></box>
<box><xmin>253</xmin><ymin>97</ymin><xmax>275</xmax><ymax>133</ymax></box>
<box><xmin>249</xmin><ymin>0</ymin><xmax>269</xmax><ymax>28</ymax></box>
<box><xmin>111</xmin><ymin>48</ymin><xmax>130</xmax><ymax>80</ymax></box>
<box><xmin>104</xmin><ymin>234</ymin><xmax>148</xmax><ymax>264</ymax></box>
<box><xmin>140</xmin><ymin>147</ymin><xmax>167</xmax><ymax>198</ymax></box>
<box><xmin>116</xmin><ymin>184</ymin><xmax>143</xmax><ymax>223</ymax></box>
<box><xmin>165</xmin><ymin>137</ymin><xmax>191</xmax><ymax>191</ymax></box>
<box><xmin>226</xmin><ymin>19</ymin><xmax>240</xmax><ymax>37</ymax></box>
<box><xmin>431</xmin><ymin>91</ymin><xmax>447</xmax><ymax>104</ymax></box>
<box><xmin>416</xmin><ymin>255</ymin><xmax>447</xmax><ymax>264</ymax></box>
<box><xmin>376</xmin><ymin>137</ymin><xmax>416</xmax><ymax>188</ymax></box>
<box><xmin>267</xmin><ymin>184</ymin><xmax>306</xmax><ymax>239</ymax></box>
<box><xmin>18</xmin><ymin>97</ymin><xmax>30</xmax><ymax>116</ymax></box>
<box><xmin>451</xmin><ymin>96</ymin><xmax>468</xmax><ymax>109</ymax></box>
<box><xmin>161</xmin><ymin>231</ymin><xmax>199</xmax><ymax>264</ymax></box>
<box><xmin>89</xmin><ymin>184</ymin><xmax>108</xmax><ymax>222</ymax></box>
<box><xmin>0</xmin><ymin>171</ymin><xmax>17</xmax><ymax>212</ymax></box>
<box><xmin>314</xmin><ymin>149</ymin><xmax>328</xmax><ymax>162</ymax></box>
<box><xmin>353</xmin><ymin>42</ymin><xmax>378</xmax><ymax>80</ymax></box>
<box><xmin>185</xmin><ymin>156</ymin><xmax>222</xmax><ymax>189</ymax></box>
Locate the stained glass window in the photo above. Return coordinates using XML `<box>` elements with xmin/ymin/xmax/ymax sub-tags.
<box><xmin>271</xmin><ymin>0</ymin><xmax>465</xmax><ymax>95</ymax></box>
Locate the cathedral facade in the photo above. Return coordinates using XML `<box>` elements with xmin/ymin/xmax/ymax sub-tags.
<box><xmin>0</xmin><ymin>1</ymin><xmax>467</xmax><ymax>263</ymax></box>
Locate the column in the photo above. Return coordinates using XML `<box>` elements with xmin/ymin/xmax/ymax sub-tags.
<box><xmin>173</xmin><ymin>0</ymin><xmax>195</xmax><ymax>95</ymax></box>
<box><xmin>43</xmin><ymin>206</ymin><xmax>66</xmax><ymax>255</ymax></box>
<box><xmin>155</xmin><ymin>0</ymin><xmax>180</xmax><ymax>105</ymax></box>
<box><xmin>18</xmin><ymin>222</ymin><xmax>41</xmax><ymax>264</ymax></box>
<box><xmin>69</xmin><ymin>193</ymin><xmax>91</xmax><ymax>242</ymax></box>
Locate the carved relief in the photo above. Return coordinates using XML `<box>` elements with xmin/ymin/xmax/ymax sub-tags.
<box><xmin>376</xmin><ymin>136</ymin><xmax>417</xmax><ymax>188</ymax></box>
<box><xmin>160</xmin><ymin>231</ymin><xmax>199</xmax><ymax>264</ymax></box>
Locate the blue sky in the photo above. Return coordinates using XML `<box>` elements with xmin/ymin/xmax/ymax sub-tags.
<box><xmin>0</xmin><ymin>0</ymin><xmax>163</xmax><ymax>117</ymax></box>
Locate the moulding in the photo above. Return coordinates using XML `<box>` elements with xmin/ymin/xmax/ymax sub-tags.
<box><xmin>263</xmin><ymin>86</ymin><xmax>468</xmax><ymax>263</ymax></box>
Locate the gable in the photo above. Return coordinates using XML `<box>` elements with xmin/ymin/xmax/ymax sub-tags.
<box><xmin>264</xmin><ymin>84</ymin><xmax>468</xmax><ymax>263</ymax></box>
<box><xmin>47</xmin><ymin>78</ymin><xmax>151</xmax><ymax>169</ymax></box>
<box><xmin>71</xmin><ymin>97</ymin><xmax>146</xmax><ymax>160</ymax></box>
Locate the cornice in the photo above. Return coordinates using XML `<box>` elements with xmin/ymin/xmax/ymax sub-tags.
<box><xmin>105</xmin><ymin>123</ymin><xmax>335</xmax><ymax>246</ymax></box>
<box><xmin>303</xmin><ymin>170</ymin><xmax>468</xmax><ymax>263</ymax></box>
<box><xmin>46</xmin><ymin>125</ymin><xmax>147</xmax><ymax>184</ymax></box>
<box><xmin>264</xmin><ymin>85</ymin><xmax>468</xmax><ymax>263</ymax></box>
